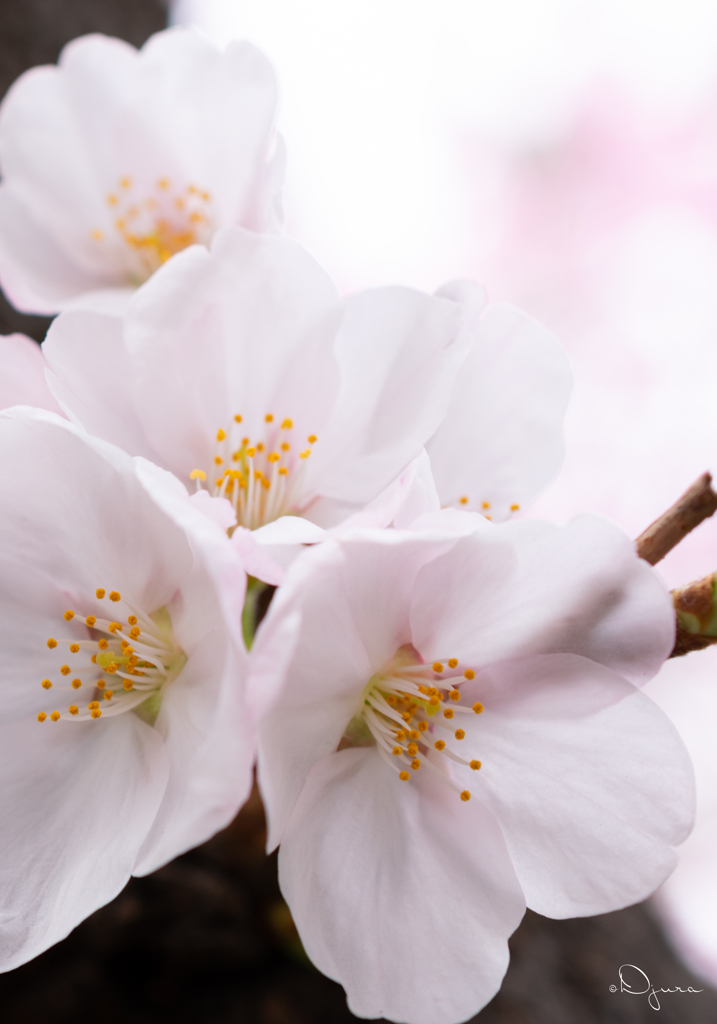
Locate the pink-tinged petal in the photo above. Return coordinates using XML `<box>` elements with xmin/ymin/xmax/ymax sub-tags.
<box><xmin>0</xmin><ymin>188</ymin><xmax>109</xmax><ymax>313</ymax></box>
<box><xmin>0</xmin><ymin>334</ymin><xmax>61</xmax><ymax>412</ymax></box>
<box><xmin>134</xmin><ymin>630</ymin><xmax>252</xmax><ymax>875</ymax></box>
<box><xmin>278</xmin><ymin>747</ymin><xmax>525</xmax><ymax>1024</ymax></box>
<box><xmin>428</xmin><ymin>289</ymin><xmax>572</xmax><ymax>521</ymax></box>
<box><xmin>188</xmin><ymin>490</ymin><xmax>237</xmax><ymax>531</ymax></box>
<box><xmin>308</xmin><ymin>287</ymin><xmax>468</xmax><ymax>505</ymax></box>
<box><xmin>0</xmin><ymin>713</ymin><xmax>168</xmax><ymax>971</ymax></box>
<box><xmin>456</xmin><ymin>653</ymin><xmax>694</xmax><ymax>918</ymax></box>
<box><xmin>411</xmin><ymin>513</ymin><xmax>674</xmax><ymax>685</ymax></box>
<box><xmin>0</xmin><ymin>408</ymin><xmax>194</xmax><ymax>623</ymax></box>
<box><xmin>392</xmin><ymin>449</ymin><xmax>441</xmax><ymax>528</ymax></box>
<box><xmin>232</xmin><ymin>526</ymin><xmax>287</xmax><ymax>586</ymax></box>
<box><xmin>124</xmin><ymin>228</ymin><xmax>343</xmax><ymax>482</ymax></box>
<box><xmin>43</xmin><ymin>309</ymin><xmax>161</xmax><ymax>460</ymax></box>
<box><xmin>255</xmin><ymin>532</ymin><xmax>452</xmax><ymax>850</ymax></box>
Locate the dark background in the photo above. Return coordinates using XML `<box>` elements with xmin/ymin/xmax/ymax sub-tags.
<box><xmin>0</xmin><ymin>2</ymin><xmax>714</xmax><ymax>1021</ymax></box>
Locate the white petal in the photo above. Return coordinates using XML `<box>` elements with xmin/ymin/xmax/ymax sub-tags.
<box><xmin>458</xmin><ymin>653</ymin><xmax>694</xmax><ymax>917</ymax></box>
<box><xmin>0</xmin><ymin>334</ymin><xmax>61</xmax><ymax>412</ymax></box>
<box><xmin>279</xmin><ymin>747</ymin><xmax>525</xmax><ymax>1024</ymax></box>
<box><xmin>309</xmin><ymin>286</ymin><xmax>468</xmax><ymax>505</ymax></box>
<box><xmin>0</xmin><ymin>713</ymin><xmax>167</xmax><ymax>970</ymax></box>
<box><xmin>411</xmin><ymin>513</ymin><xmax>674</xmax><ymax>685</ymax></box>
<box><xmin>427</xmin><ymin>292</ymin><xmax>572</xmax><ymax>520</ymax></box>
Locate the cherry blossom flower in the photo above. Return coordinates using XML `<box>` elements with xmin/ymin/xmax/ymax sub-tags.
<box><xmin>0</xmin><ymin>408</ymin><xmax>253</xmax><ymax>970</ymax></box>
<box><xmin>0</xmin><ymin>333</ymin><xmax>61</xmax><ymax>412</ymax></box>
<box><xmin>251</xmin><ymin>514</ymin><xmax>693</xmax><ymax>1023</ymax></box>
<box><xmin>42</xmin><ymin>226</ymin><xmax>469</xmax><ymax>535</ymax></box>
<box><xmin>0</xmin><ymin>27</ymin><xmax>281</xmax><ymax>314</ymax></box>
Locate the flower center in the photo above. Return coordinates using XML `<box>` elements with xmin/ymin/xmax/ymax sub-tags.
<box><xmin>38</xmin><ymin>588</ymin><xmax>186</xmax><ymax>724</ymax></box>
<box><xmin>190</xmin><ymin>413</ymin><xmax>318</xmax><ymax>530</ymax></box>
<box><xmin>344</xmin><ymin>645</ymin><xmax>484</xmax><ymax>802</ymax></box>
<box><xmin>91</xmin><ymin>176</ymin><xmax>213</xmax><ymax>283</ymax></box>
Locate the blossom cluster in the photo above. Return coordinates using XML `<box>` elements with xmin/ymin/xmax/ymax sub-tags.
<box><xmin>0</xmin><ymin>27</ymin><xmax>696</xmax><ymax>1024</ymax></box>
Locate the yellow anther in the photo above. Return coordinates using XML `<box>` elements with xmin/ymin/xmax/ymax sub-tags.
<box><xmin>72</xmin><ymin>679</ymin><xmax>81</xmax><ymax>690</ymax></box>
<box><xmin>69</xmin><ymin>644</ymin><xmax>80</xmax><ymax>654</ymax></box>
<box><xmin>307</xmin><ymin>434</ymin><xmax>317</xmax><ymax>444</ymax></box>
<box><xmin>392</xmin><ymin>746</ymin><xmax>403</xmax><ymax>756</ymax></box>
<box><xmin>106</xmin><ymin>664</ymin><xmax>117</xmax><ymax>674</ymax></box>
<box><xmin>278</xmin><ymin>467</ymin><xmax>288</xmax><ymax>476</ymax></box>
<box><xmin>448</xmin><ymin>658</ymin><xmax>458</xmax><ymax>668</ymax></box>
<box><xmin>428</xmin><ymin>696</ymin><xmax>440</xmax><ymax>707</ymax></box>
<box><xmin>157</xmin><ymin>178</ymin><xmax>170</xmax><ymax>190</ymax></box>
<box><xmin>214</xmin><ymin>456</ymin><xmax>223</xmax><ymax>466</ymax></box>
<box><xmin>443</xmin><ymin>708</ymin><xmax>454</xmax><ymax>719</ymax></box>
<box><xmin>108</xmin><ymin>622</ymin><xmax>122</xmax><ymax>634</ymax></box>
<box><xmin>473</xmin><ymin>702</ymin><xmax>484</xmax><ymax>714</ymax></box>
<box><xmin>41</xmin><ymin>679</ymin><xmax>52</xmax><ymax>690</ymax></box>
<box><xmin>241</xmin><ymin>436</ymin><xmax>249</xmax><ymax>446</ymax></box>
<box><xmin>281</xmin><ymin>418</ymin><xmax>293</xmax><ymax>429</ymax></box>
<box><xmin>280</xmin><ymin>442</ymin><xmax>290</xmax><ymax>452</ymax></box>
<box><xmin>417</xmin><ymin>721</ymin><xmax>428</xmax><ymax>732</ymax></box>
<box><xmin>104</xmin><ymin>690</ymin><xmax>114</xmax><ymax>700</ymax></box>
<box><xmin>401</xmin><ymin>712</ymin><xmax>412</xmax><ymax>722</ymax></box>
<box><xmin>464</xmin><ymin>669</ymin><xmax>475</xmax><ymax>680</ymax></box>
<box><xmin>174</xmin><ymin>196</ymin><xmax>186</xmax><ymax>211</ymax></box>
<box><xmin>109</xmin><ymin>591</ymin><xmax>121</xmax><ymax>602</ymax></box>
<box><xmin>96</xmin><ymin>589</ymin><xmax>105</xmax><ymax>599</ymax></box>
<box><xmin>385</xmin><ymin>695</ymin><xmax>396</xmax><ymax>706</ymax></box>
<box><xmin>98</xmin><ymin>639</ymin><xmax>109</xmax><ymax>650</ymax></box>
<box><xmin>60</xmin><ymin>665</ymin><xmax>71</xmax><ymax>676</ymax></box>
<box><xmin>68</xmin><ymin>705</ymin><xmax>79</xmax><ymax>716</ymax></box>
<box><xmin>408</xmin><ymin>729</ymin><xmax>419</xmax><ymax>740</ymax></box>
<box><xmin>460</xmin><ymin>791</ymin><xmax>471</xmax><ymax>802</ymax></box>
<box><xmin>265</xmin><ymin>413</ymin><xmax>274</xmax><ymax>423</ymax></box>
<box><xmin>107</xmin><ymin>194</ymin><xmax>118</xmax><ymax>206</ymax></box>
<box><xmin>88</xmin><ymin>701</ymin><xmax>100</xmax><ymax>710</ymax></box>
<box><xmin>407</xmin><ymin>743</ymin><xmax>419</xmax><ymax>756</ymax></box>
<box><xmin>399</xmin><ymin>771</ymin><xmax>410</xmax><ymax>781</ymax></box>
<box><xmin>64</xmin><ymin>610</ymin><xmax>75</xmax><ymax>622</ymax></box>
<box><xmin>190</xmin><ymin>469</ymin><xmax>207</xmax><ymax>481</ymax></box>
<box><xmin>96</xmin><ymin>680</ymin><xmax>105</xmax><ymax>690</ymax></box>
<box><xmin>432</xmin><ymin>662</ymin><xmax>444</xmax><ymax>673</ymax></box>
<box><xmin>119</xmin><ymin>175</ymin><xmax>132</xmax><ymax>189</ymax></box>
<box><xmin>128</xmin><ymin>616</ymin><xmax>137</xmax><ymax>626</ymax></box>
<box><xmin>123</xmin><ymin>680</ymin><xmax>134</xmax><ymax>691</ymax></box>
<box><xmin>256</xmin><ymin>443</ymin><xmax>265</xmax><ymax>453</ymax></box>
<box><xmin>434</xmin><ymin>739</ymin><xmax>446</xmax><ymax>751</ymax></box>
<box><xmin>470</xmin><ymin>760</ymin><xmax>482</xmax><ymax>771</ymax></box>
<box><xmin>90</xmin><ymin>228</ymin><xmax>104</xmax><ymax>241</ymax></box>
<box><xmin>50</xmin><ymin>711</ymin><xmax>60</xmax><ymax>722</ymax></box>
<box><xmin>129</xmin><ymin>627</ymin><xmax>140</xmax><ymax>640</ymax></box>
<box><xmin>90</xmin><ymin>709</ymin><xmax>102</xmax><ymax>719</ymax></box>
<box><xmin>37</xmin><ymin>712</ymin><xmax>47</xmax><ymax>723</ymax></box>
<box><xmin>510</xmin><ymin>503</ymin><xmax>520</xmax><ymax>512</ymax></box>
<box><xmin>231</xmin><ymin>414</ymin><xmax>242</xmax><ymax>425</ymax></box>
<box><xmin>395</xmin><ymin>730</ymin><xmax>406</xmax><ymax>742</ymax></box>
<box><xmin>449</xmin><ymin>690</ymin><xmax>461</xmax><ymax>701</ymax></box>
<box><xmin>459</xmin><ymin>496</ymin><xmax>469</xmax><ymax>505</ymax></box>
<box><xmin>246</xmin><ymin>447</ymin><xmax>256</xmax><ymax>458</ymax></box>
<box><xmin>91</xmin><ymin>654</ymin><xmax>97</xmax><ymax>664</ymax></box>
<box><xmin>410</xmin><ymin>759</ymin><xmax>421</xmax><ymax>771</ymax></box>
<box><xmin>299</xmin><ymin>449</ymin><xmax>311</xmax><ymax>459</ymax></box>
<box><xmin>47</xmin><ymin>638</ymin><xmax>57</xmax><ymax>649</ymax></box>
<box><xmin>268</xmin><ymin>452</ymin><xmax>280</xmax><ymax>463</ymax></box>
<box><xmin>429</xmin><ymin>687</ymin><xmax>440</xmax><ymax>696</ymax></box>
<box><xmin>215</xmin><ymin>477</ymin><xmax>224</xmax><ymax>487</ymax></box>
<box><xmin>85</xmin><ymin>615</ymin><xmax>96</xmax><ymax>627</ymax></box>
<box><xmin>482</xmin><ymin>501</ymin><xmax>491</xmax><ymax>510</ymax></box>
<box><xmin>216</xmin><ymin>428</ymin><xmax>226</xmax><ymax>442</ymax></box>
<box><xmin>455</xmin><ymin>729</ymin><xmax>465</xmax><ymax>740</ymax></box>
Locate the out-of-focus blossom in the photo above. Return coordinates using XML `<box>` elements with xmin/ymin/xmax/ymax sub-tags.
<box><xmin>0</xmin><ymin>409</ymin><xmax>252</xmax><ymax>970</ymax></box>
<box><xmin>43</xmin><ymin>226</ymin><xmax>469</xmax><ymax>535</ymax></box>
<box><xmin>251</xmin><ymin>514</ymin><xmax>692</xmax><ymax>1023</ymax></box>
<box><xmin>0</xmin><ymin>27</ymin><xmax>281</xmax><ymax>314</ymax></box>
<box><xmin>0</xmin><ymin>333</ymin><xmax>61</xmax><ymax>412</ymax></box>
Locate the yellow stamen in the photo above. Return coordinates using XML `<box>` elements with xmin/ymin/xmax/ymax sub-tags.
<box><xmin>109</xmin><ymin>592</ymin><xmax>121</xmax><ymax>602</ymax></box>
<box><xmin>69</xmin><ymin>644</ymin><xmax>80</xmax><ymax>654</ymax></box>
<box><xmin>460</xmin><ymin>791</ymin><xmax>471</xmax><ymax>802</ymax></box>
<box><xmin>464</xmin><ymin>669</ymin><xmax>475</xmax><ymax>680</ymax></box>
<box><xmin>90</xmin><ymin>709</ymin><xmax>102</xmax><ymax>719</ymax></box>
<box><xmin>443</xmin><ymin>708</ymin><xmax>454</xmax><ymax>719</ymax></box>
<box><xmin>41</xmin><ymin>679</ymin><xmax>52</xmax><ymax>690</ymax></box>
<box><xmin>64</xmin><ymin>610</ymin><xmax>75</xmax><ymax>622</ymax></box>
<box><xmin>410</xmin><ymin>759</ymin><xmax>421</xmax><ymax>771</ymax></box>
<box><xmin>85</xmin><ymin>615</ymin><xmax>96</xmax><ymax>627</ymax></box>
<box><xmin>69</xmin><ymin>705</ymin><xmax>78</xmax><ymax>716</ymax></box>
<box><xmin>50</xmin><ymin>711</ymin><xmax>60</xmax><ymax>722</ymax></box>
<box><xmin>72</xmin><ymin>679</ymin><xmax>82</xmax><ymax>690</ymax></box>
<box><xmin>449</xmin><ymin>690</ymin><xmax>461</xmax><ymax>701</ymax></box>
<box><xmin>60</xmin><ymin>665</ymin><xmax>71</xmax><ymax>676</ymax></box>
<box><xmin>96</xmin><ymin>589</ymin><xmax>105</xmax><ymax>599</ymax></box>
<box><xmin>190</xmin><ymin>469</ymin><xmax>207</xmax><ymax>481</ymax></box>
<box><xmin>47</xmin><ymin>638</ymin><xmax>57</xmax><ymax>649</ymax></box>
<box><xmin>470</xmin><ymin>760</ymin><xmax>482</xmax><ymax>770</ymax></box>
<box><xmin>434</xmin><ymin>740</ymin><xmax>446</xmax><ymax>751</ymax></box>
<box><xmin>510</xmin><ymin>503</ymin><xmax>520</xmax><ymax>512</ymax></box>
<box><xmin>36</xmin><ymin>712</ymin><xmax>47</xmax><ymax>723</ymax></box>
<box><xmin>473</xmin><ymin>702</ymin><xmax>484</xmax><ymax>714</ymax></box>
<box><xmin>399</xmin><ymin>771</ymin><xmax>410</xmax><ymax>781</ymax></box>
<box><xmin>455</xmin><ymin>729</ymin><xmax>465</xmax><ymax>740</ymax></box>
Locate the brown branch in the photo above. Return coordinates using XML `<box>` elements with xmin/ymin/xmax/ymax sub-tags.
<box><xmin>636</xmin><ymin>472</ymin><xmax>717</xmax><ymax>566</ymax></box>
<box><xmin>670</xmin><ymin>572</ymin><xmax>717</xmax><ymax>658</ymax></box>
